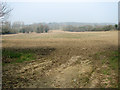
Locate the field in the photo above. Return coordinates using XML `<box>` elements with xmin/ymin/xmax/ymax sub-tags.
<box><xmin>2</xmin><ymin>30</ymin><xmax>119</xmax><ymax>88</ymax></box>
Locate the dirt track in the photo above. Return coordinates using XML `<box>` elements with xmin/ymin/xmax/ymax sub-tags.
<box><xmin>2</xmin><ymin>30</ymin><xmax>118</xmax><ymax>88</ymax></box>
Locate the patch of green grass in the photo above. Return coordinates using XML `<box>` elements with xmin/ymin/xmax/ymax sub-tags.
<box><xmin>109</xmin><ymin>51</ymin><xmax>118</xmax><ymax>70</ymax></box>
<box><xmin>108</xmin><ymin>77</ymin><xmax>112</xmax><ymax>81</ymax></box>
<box><xmin>2</xmin><ymin>49</ymin><xmax>36</xmax><ymax>66</ymax></box>
<box><xmin>94</xmin><ymin>52</ymin><xmax>105</xmax><ymax>60</ymax></box>
<box><xmin>107</xmin><ymin>77</ymin><xmax>118</xmax><ymax>88</ymax></box>
<box><xmin>2</xmin><ymin>50</ymin><xmax>22</xmax><ymax>58</ymax></box>
<box><xmin>101</xmin><ymin>59</ymin><xmax>106</xmax><ymax>64</ymax></box>
<box><xmin>2</xmin><ymin>53</ymin><xmax>35</xmax><ymax>66</ymax></box>
<box><xmin>13</xmin><ymin>53</ymin><xmax>35</xmax><ymax>63</ymax></box>
<box><xmin>2</xmin><ymin>47</ymin><xmax>55</xmax><ymax>66</ymax></box>
<box><xmin>101</xmin><ymin>69</ymin><xmax>110</xmax><ymax>75</ymax></box>
<box><xmin>95</xmin><ymin>50</ymin><xmax>119</xmax><ymax>71</ymax></box>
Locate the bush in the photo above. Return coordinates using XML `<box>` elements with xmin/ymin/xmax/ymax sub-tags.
<box><xmin>35</xmin><ymin>25</ymin><xmax>49</xmax><ymax>33</ymax></box>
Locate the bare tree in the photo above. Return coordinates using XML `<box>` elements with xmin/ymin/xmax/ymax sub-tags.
<box><xmin>0</xmin><ymin>2</ymin><xmax>12</xmax><ymax>19</ymax></box>
<box><xmin>0</xmin><ymin>2</ymin><xmax>12</xmax><ymax>35</ymax></box>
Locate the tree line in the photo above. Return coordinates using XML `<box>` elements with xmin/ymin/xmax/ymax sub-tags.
<box><xmin>62</xmin><ymin>24</ymin><xmax>118</xmax><ymax>32</ymax></box>
<box><xmin>1</xmin><ymin>21</ymin><xmax>50</xmax><ymax>34</ymax></box>
<box><xmin>1</xmin><ymin>21</ymin><xmax>119</xmax><ymax>34</ymax></box>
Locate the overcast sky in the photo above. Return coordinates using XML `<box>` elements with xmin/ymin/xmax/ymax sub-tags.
<box><xmin>7</xmin><ymin>0</ymin><xmax>118</xmax><ymax>24</ymax></box>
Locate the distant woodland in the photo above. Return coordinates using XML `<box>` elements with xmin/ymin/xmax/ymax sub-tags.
<box><xmin>1</xmin><ymin>21</ymin><xmax>118</xmax><ymax>34</ymax></box>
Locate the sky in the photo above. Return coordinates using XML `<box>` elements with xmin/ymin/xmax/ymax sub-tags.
<box><xmin>6</xmin><ymin>0</ymin><xmax>119</xmax><ymax>24</ymax></box>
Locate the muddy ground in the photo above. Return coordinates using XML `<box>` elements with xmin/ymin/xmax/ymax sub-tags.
<box><xmin>2</xmin><ymin>30</ymin><xmax>118</xmax><ymax>88</ymax></box>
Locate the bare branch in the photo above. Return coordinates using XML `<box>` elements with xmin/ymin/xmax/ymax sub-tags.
<box><xmin>0</xmin><ymin>2</ymin><xmax>12</xmax><ymax>19</ymax></box>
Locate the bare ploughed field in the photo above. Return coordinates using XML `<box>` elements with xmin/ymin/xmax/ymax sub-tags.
<box><xmin>2</xmin><ymin>30</ymin><xmax>118</xmax><ymax>88</ymax></box>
